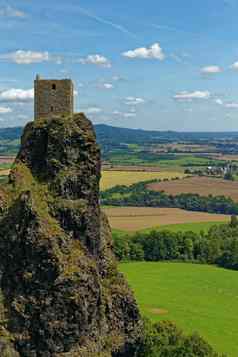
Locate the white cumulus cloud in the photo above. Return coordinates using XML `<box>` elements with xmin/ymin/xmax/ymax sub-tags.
<box><xmin>0</xmin><ymin>6</ymin><xmax>26</xmax><ymax>18</ymax></box>
<box><xmin>0</xmin><ymin>88</ymin><xmax>34</xmax><ymax>102</ymax></box>
<box><xmin>231</xmin><ymin>62</ymin><xmax>238</xmax><ymax>70</ymax></box>
<box><xmin>201</xmin><ymin>66</ymin><xmax>222</xmax><ymax>75</ymax></box>
<box><xmin>0</xmin><ymin>50</ymin><xmax>50</xmax><ymax>64</ymax></box>
<box><xmin>125</xmin><ymin>97</ymin><xmax>145</xmax><ymax>105</ymax></box>
<box><xmin>122</xmin><ymin>43</ymin><xmax>165</xmax><ymax>60</ymax></box>
<box><xmin>103</xmin><ymin>83</ymin><xmax>113</xmax><ymax>89</ymax></box>
<box><xmin>215</xmin><ymin>99</ymin><xmax>223</xmax><ymax>105</ymax></box>
<box><xmin>79</xmin><ymin>54</ymin><xmax>111</xmax><ymax>68</ymax></box>
<box><xmin>0</xmin><ymin>106</ymin><xmax>12</xmax><ymax>113</ymax></box>
<box><xmin>174</xmin><ymin>91</ymin><xmax>211</xmax><ymax>101</ymax></box>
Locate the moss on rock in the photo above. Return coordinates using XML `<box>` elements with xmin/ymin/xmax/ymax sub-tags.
<box><xmin>0</xmin><ymin>114</ymin><xmax>141</xmax><ymax>356</ymax></box>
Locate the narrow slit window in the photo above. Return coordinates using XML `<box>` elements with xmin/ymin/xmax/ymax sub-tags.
<box><xmin>52</xmin><ymin>84</ymin><xmax>56</xmax><ymax>90</ymax></box>
<box><xmin>51</xmin><ymin>106</ymin><xmax>54</xmax><ymax>112</ymax></box>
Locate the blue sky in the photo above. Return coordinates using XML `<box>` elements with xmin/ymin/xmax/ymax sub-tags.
<box><xmin>1</xmin><ymin>0</ymin><xmax>238</xmax><ymax>130</ymax></box>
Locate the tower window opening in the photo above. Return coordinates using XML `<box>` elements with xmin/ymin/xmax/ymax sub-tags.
<box><xmin>51</xmin><ymin>106</ymin><xmax>54</xmax><ymax>112</ymax></box>
<box><xmin>52</xmin><ymin>84</ymin><xmax>56</xmax><ymax>90</ymax></box>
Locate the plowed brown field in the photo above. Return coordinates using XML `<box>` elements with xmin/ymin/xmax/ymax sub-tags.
<box><xmin>103</xmin><ymin>207</ymin><xmax>229</xmax><ymax>231</ymax></box>
<box><xmin>148</xmin><ymin>176</ymin><xmax>238</xmax><ymax>202</ymax></box>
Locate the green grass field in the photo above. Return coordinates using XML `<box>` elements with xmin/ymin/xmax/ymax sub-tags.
<box><xmin>145</xmin><ymin>221</ymin><xmax>226</xmax><ymax>234</ymax></box>
<box><xmin>112</xmin><ymin>221</ymin><xmax>226</xmax><ymax>238</ymax></box>
<box><xmin>119</xmin><ymin>262</ymin><xmax>238</xmax><ymax>357</ymax></box>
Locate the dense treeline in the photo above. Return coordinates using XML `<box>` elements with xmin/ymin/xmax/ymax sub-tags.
<box><xmin>113</xmin><ymin>220</ymin><xmax>238</xmax><ymax>271</ymax></box>
<box><xmin>133</xmin><ymin>318</ymin><xmax>226</xmax><ymax>357</ymax></box>
<box><xmin>101</xmin><ymin>179</ymin><xmax>238</xmax><ymax>215</ymax></box>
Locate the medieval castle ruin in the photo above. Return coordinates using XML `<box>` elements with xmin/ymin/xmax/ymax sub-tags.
<box><xmin>34</xmin><ymin>75</ymin><xmax>74</xmax><ymax>120</ymax></box>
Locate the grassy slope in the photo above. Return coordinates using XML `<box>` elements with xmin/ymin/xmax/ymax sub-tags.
<box><xmin>120</xmin><ymin>262</ymin><xmax>238</xmax><ymax>357</ymax></box>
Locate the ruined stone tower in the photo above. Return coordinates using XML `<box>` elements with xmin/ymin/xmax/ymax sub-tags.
<box><xmin>34</xmin><ymin>75</ymin><xmax>74</xmax><ymax>120</ymax></box>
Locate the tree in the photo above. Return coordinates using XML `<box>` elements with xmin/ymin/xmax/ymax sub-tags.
<box><xmin>129</xmin><ymin>242</ymin><xmax>144</xmax><ymax>261</ymax></box>
<box><xmin>230</xmin><ymin>215</ymin><xmax>238</xmax><ymax>228</ymax></box>
<box><xmin>136</xmin><ymin>319</ymin><xmax>224</xmax><ymax>357</ymax></box>
<box><xmin>224</xmin><ymin>171</ymin><xmax>234</xmax><ymax>181</ymax></box>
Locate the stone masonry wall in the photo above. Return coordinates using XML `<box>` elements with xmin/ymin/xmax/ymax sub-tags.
<box><xmin>34</xmin><ymin>79</ymin><xmax>74</xmax><ymax>120</ymax></box>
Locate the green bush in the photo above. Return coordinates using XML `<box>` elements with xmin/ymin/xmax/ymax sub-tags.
<box><xmin>135</xmin><ymin>318</ymin><xmax>225</xmax><ymax>357</ymax></box>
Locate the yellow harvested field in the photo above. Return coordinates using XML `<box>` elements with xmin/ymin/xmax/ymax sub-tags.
<box><xmin>103</xmin><ymin>207</ymin><xmax>230</xmax><ymax>231</ymax></box>
<box><xmin>0</xmin><ymin>169</ymin><xmax>10</xmax><ymax>176</ymax></box>
<box><xmin>100</xmin><ymin>170</ymin><xmax>185</xmax><ymax>190</ymax></box>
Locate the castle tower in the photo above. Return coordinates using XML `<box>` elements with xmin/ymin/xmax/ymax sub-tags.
<box><xmin>34</xmin><ymin>75</ymin><xmax>74</xmax><ymax>121</ymax></box>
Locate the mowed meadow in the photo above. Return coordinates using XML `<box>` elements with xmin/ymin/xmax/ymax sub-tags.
<box><xmin>100</xmin><ymin>170</ymin><xmax>185</xmax><ymax>190</ymax></box>
<box><xmin>104</xmin><ymin>207</ymin><xmax>229</xmax><ymax>232</ymax></box>
<box><xmin>120</xmin><ymin>262</ymin><xmax>238</xmax><ymax>357</ymax></box>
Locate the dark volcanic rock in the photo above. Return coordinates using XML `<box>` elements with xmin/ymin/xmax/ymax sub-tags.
<box><xmin>0</xmin><ymin>113</ymin><xmax>141</xmax><ymax>356</ymax></box>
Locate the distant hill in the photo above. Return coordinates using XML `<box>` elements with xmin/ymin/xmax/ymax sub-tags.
<box><xmin>0</xmin><ymin>127</ymin><xmax>22</xmax><ymax>141</ymax></box>
<box><xmin>1</xmin><ymin>124</ymin><xmax>238</xmax><ymax>145</ymax></box>
<box><xmin>94</xmin><ymin>124</ymin><xmax>238</xmax><ymax>144</ymax></box>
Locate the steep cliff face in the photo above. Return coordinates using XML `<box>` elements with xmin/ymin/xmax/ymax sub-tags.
<box><xmin>0</xmin><ymin>114</ymin><xmax>141</xmax><ymax>356</ymax></box>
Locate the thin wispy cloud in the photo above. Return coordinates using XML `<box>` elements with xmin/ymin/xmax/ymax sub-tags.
<box><xmin>77</xmin><ymin>6</ymin><xmax>137</xmax><ymax>39</ymax></box>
